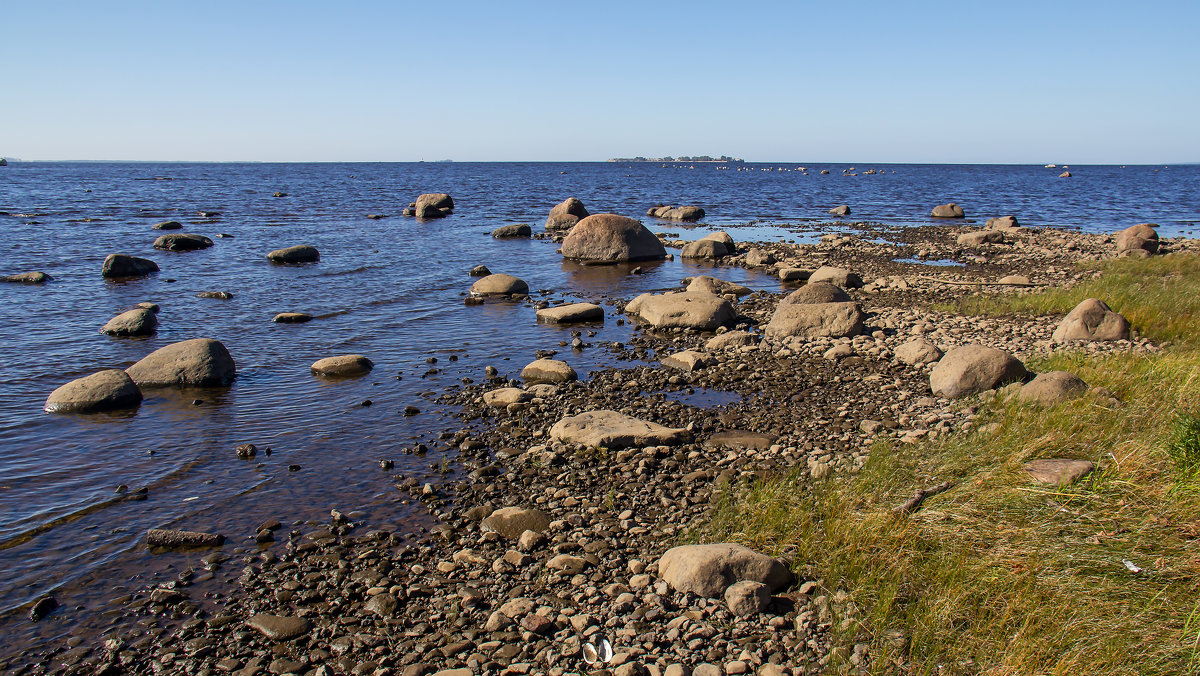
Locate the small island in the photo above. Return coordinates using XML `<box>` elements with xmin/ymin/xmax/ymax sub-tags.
<box><xmin>608</xmin><ymin>155</ymin><xmax>743</xmax><ymax>163</ymax></box>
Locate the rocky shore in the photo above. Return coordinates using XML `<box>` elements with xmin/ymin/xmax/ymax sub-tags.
<box><xmin>8</xmin><ymin>217</ymin><xmax>1187</xmax><ymax>676</ymax></box>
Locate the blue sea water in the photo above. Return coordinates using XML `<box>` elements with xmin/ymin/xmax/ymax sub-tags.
<box><xmin>0</xmin><ymin>160</ymin><xmax>1196</xmax><ymax>652</ymax></box>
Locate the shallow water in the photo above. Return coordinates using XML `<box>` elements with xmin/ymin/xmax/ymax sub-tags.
<box><xmin>0</xmin><ymin>160</ymin><xmax>1196</xmax><ymax>651</ymax></box>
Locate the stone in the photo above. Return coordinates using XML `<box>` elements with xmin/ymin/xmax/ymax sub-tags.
<box><xmin>957</xmin><ymin>230</ymin><xmax>1005</xmax><ymax>247</ymax></box>
<box><xmin>824</xmin><ymin>344</ymin><xmax>853</xmax><ymax>360</ymax></box>
<box><xmin>764</xmin><ymin>302</ymin><xmax>865</xmax><ymax>339</ymax></box>
<box><xmin>125</xmin><ymin>338</ymin><xmax>237</xmax><ymax>387</ymax></box>
<box><xmin>491</xmin><ymin>224</ymin><xmax>531</xmax><ymax>238</ymax></box>
<box><xmin>153</xmin><ymin>233</ymin><xmax>213</xmax><ymax>251</ymax></box>
<box><xmin>895</xmin><ymin>339</ymin><xmax>943</xmax><ymax>365</ymax></box>
<box><xmin>779</xmin><ymin>282</ymin><xmax>851</xmax><ymax>305</ymax></box>
<box><xmin>266</xmin><ymin>245</ymin><xmax>319</xmax><ymax>264</ymax></box>
<box><xmin>151</xmin><ymin>220</ymin><xmax>182</xmax><ymax>230</ymax></box>
<box><xmin>701</xmin><ymin>231</ymin><xmax>735</xmax><ymax>246</ymax></box>
<box><xmin>560</xmin><ymin>214</ymin><xmax>666</xmax><ymax>264</ymax></box>
<box><xmin>549</xmin><ymin>197</ymin><xmax>589</xmax><ymax>220</ymax></box>
<box><xmin>998</xmin><ymin>275</ymin><xmax>1030</xmax><ymax>285</ymax></box>
<box><xmin>931</xmin><ymin>203</ymin><xmax>965</xmax><ymax>219</ymax></box>
<box><xmin>546</xmin><ymin>554</ymin><xmax>590</xmax><ymax>574</ymax></box>
<box><xmin>705</xmin><ymin>330</ymin><xmax>758</xmax><ymax>349</ymax></box>
<box><xmin>146</xmin><ymin>529</ymin><xmax>225</xmax><ymax>547</ymax></box>
<box><xmin>1023</xmin><ymin>459</ymin><xmax>1096</xmax><ymax>485</ymax></box>
<box><xmin>828</xmin><ymin>205</ymin><xmax>851</xmax><ymax>216</ymax></box>
<box><xmin>518</xmin><ymin>529</ymin><xmax>546</xmax><ymax>551</ymax></box>
<box><xmin>625</xmin><ymin>291</ymin><xmax>734</xmax><ymax>330</ymax></box>
<box><xmin>1059</xmin><ymin>171</ymin><xmax>1072</xmax><ymax>178</ymax></box>
<box><xmin>468</xmin><ymin>265</ymin><xmax>491</xmax><ymax>276</ymax></box>
<box><xmin>658</xmin><ymin>543</ymin><xmax>792</xmax><ymax>598</ymax></box>
<box><xmin>665</xmin><ymin>206</ymin><xmax>706</xmax><ymax>221</ymax></box>
<box><xmin>470</xmin><ymin>273</ymin><xmax>528</xmax><ymax>296</ymax></box>
<box><xmin>44</xmin><ymin>370</ymin><xmax>142</xmax><ymax>413</ymax></box>
<box><xmin>414</xmin><ymin>193</ymin><xmax>454</xmax><ymax>218</ymax></box>
<box><xmin>686</xmin><ymin>276</ymin><xmax>751</xmax><ymax>296</ymax></box>
<box><xmin>807</xmin><ymin>266</ymin><xmax>862</xmax><ymax>288</ymax></box>
<box><xmin>662</xmin><ymin>350</ymin><xmax>710</xmax><ymax>372</ymax></box>
<box><xmin>536</xmin><ymin>303</ymin><xmax>603</xmax><ymax>324</ymax></box>
<box><xmin>102</xmin><ymin>254</ymin><xmax>159</xmax><ymax>279</ymax></box>
<box><xmin>929</xmin><ymin>345</ymin><xmax>1028</xmax><ymax>399</ymax></box>
<box><xmin>725</xmin><ymin>580</ymin><xmax>771</xmax><ymax>617</ymax></box>
<box><xmin>705</xmin><ymin>431</ymin><xmax>777</xmax><ymax>451</ymax></box>
<box><xmin>745</xmin><ymin>249</ymin><xmax>776</xmax><ymax>266</ymax></box>
<box><xmin>1116</xmin><ymin>223</ymin><xmax>1159</xmax><ymax>255</ymax></box>
<box><xmin>102</xmin><ymin>308</ymin><xmax>158</xmax><ymax>336</ymax></box>
<box><xmin>482</xmin><ymin>388</ymin><xmax>531</xmax><ymax>408</ymax></box>
<box><xmin>245</xmin><ymin>614</ymin><xmax>310</xmax><ymax>641</ymax></box>
<box><xmin>197</xmin><ymin>291</ymin><xmax>233</xmax><ymax>299</ymax></box>
<box><xmin>985</xmin><ymin>215</ymin><xmax>1020</xmax><ymax>230</ymax></box>
<box><xmin>1051</xmin><ymin>298</ymin><xmax>1130</xmax><ymax>344</ymax></box>
<box><xmin>311</xmin><ymin>355</ymin><xmax>373</xmax><ymax>377</ymax></box>
<box><xmin>681</xmin><ymin>239</ymin><xmax>728</xmax><ymax>259</ymax></box>
<box><xmin>544</xmin><ymin>213</ymin><xmax>580</xmax><ymax>231</ymax></box>
<box><xmin>520</xmin><ymin>358</ymin><xmax>577</xmax><ymax>383</ymax></box>
<box><xmin>549</xmin><ymin>410</ymin><xmax>690</xmax><ymax>448</ymax></box>
<box><xmin>481</xmin><ymin>507</ymin><xmax>551</xmax><ymax>539</ymax></box>
<box><xmin>778</xmin><ymin>268</ymin><xmax>810</xmax><ymax>282</ymax></box>
<box><xmin>2</xmin><ymin>271</ymin><xmax>50</xmax><ymax>283</ymax></box>
<box><xmin>272</xmin><ymin>312</ymin><xmax>313</xmax><ymax>323</ymax></box>
<box><xmin>1019</xmin><ymin>371</ymin><xmax>1088</xmax><ymax>405</ymax></box>
<box><xmin>364</xmin><ymin>594</ymin><xmax>398</xmax><ymax>617</ymax></box>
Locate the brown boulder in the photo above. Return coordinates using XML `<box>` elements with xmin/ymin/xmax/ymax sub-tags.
<box><xmin>560</xmin><ymin>214</ymin><xmax>666</xmax><ymax>264</ymax></box>
<box><xmin>931</xmin><ymin>203</ymin><xmax>965</xmax><ymax>219</ymax></box>
<box><xmin>44</xmin><ymin>370</ymin><xmax>143</xmax><ymax>413</ymax></box>
<box><xmin>929</xmin><ymin>345</ymin><xmax>1027</xmax><ymax>399</ymax></box>
<box><xmin>125</xmin><ymin>338</ymin><xmax>236</xmax><ymax>388</ymax></box>
<box><xmin>779</xmin><ymin>282</ymin><xmax>850</xmax><ymax>305</ymax></box>
<box><xmin>1051</xmin><ymin>298</ymin><xmax>1130</xmax><ymax>344</ymax></box>
<box><xmin>657</xmin><ymin>544</ymin><xmax>791</xmax><ymax>598</ymax></box>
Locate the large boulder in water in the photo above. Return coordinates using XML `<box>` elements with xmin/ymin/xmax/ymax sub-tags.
<box><xmin>520</xmin><ymin>358</ymin><xmax>577</xmax><ymax>383</ymax></box>
<box><xmin>625</xmin><ymin>291</ymin><xmax>734</xmax><ymax>330</ymax></box>
<box><xmin>536</xmin><ymin>303</ymin><xmax>603</xmax><ymax>324</ymax></box>
<box><xmin>102</xmin><ymin>308</ymin><xmax>158</xmax><ymax>337</ymax></box>
<box><xmin>1051</xmin><ymin>298</ymin><xmax>1130</xmax><ymax>344</ymax></box>
<box><xmin>550</xmin><ymin>197</ymin><xmax>589</xmax><ymax>220</ymax></box>
<box><xmin>931</xmin><ymin>203</ymin><xmax>965</xmax><ymax>219</ymax></box>
<box><xmin>560</xmin><ymin>214</ymin><xmax>666</xmax><ymax>264</ymax></box>
<box><xmin>267</xmin><ymin>245</ymin><xmax>319</xmax><ymax>264</ymax></box>
<box><xmin>126</xmin><ymin>338</ymin><xmax>236</xmax><ymax>388</ymax></box>
<box><xmin>544</xmin><ymin>213</ymin><xmax>581</xmax><ymax>231</ymax></box>
<box><xmin>657</xmin><ymin>543</ymin><xmax>792</xmax><ymax>598</ymax></box>
<box><xmin>491</xmin><ymin>223</ymin><xmax>531</xmax><ymax>238</ymax></box>
<box><xmin>930</xmin><ymin>345</ymin><xmax>1027</xmax><ymax>399</ymax></box>
<box><xmin>765</xmin><ymin>302</ymin><xmax>864</xmax><ymax>339</ymax></box>
<box><xmin>44</xmin><ymin>369</ymin><xmax>143</xmax><ymax>414</ymax></box>
<box><xmin>412</xmin><ymin>193</ymin><xmax>454</xmax><ymax>218</ymax></box>
<box><xmin>102</xmin><ymin>254</ymin><xmax>159</xmax><ymax>279</ymax></box>
<box><xmin>681</xmin><ymin>239</ymin><xmax>728</xmax><ymax>259</ymax></box>
<box><xmin>153</xmin><ymin>233</ymin><xmax>213</xmax><ymax>251</ymax></box>
<box><xmin>470</xmin><ymin>273</ymin><xmax>528</xmax><ymax>296</ymax></box>
<box><xmin>311</xmin><ymin>355</ymin><xmax>373</xmax><ymax>377</ymax></box>
<box><xmin>549</xmin><ymin>410</ymin><xmax>690</xmax><ymax>448</ymax></box>
<box><xmin>779</xmin><ymin>282</ymin><xmax>851</xmax><ymax>305</ymax></box>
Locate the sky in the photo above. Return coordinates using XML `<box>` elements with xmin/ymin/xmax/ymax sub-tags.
<box><xmin>2</xmin><ymin>1</ymin><xmax>1197</xmax><ymax>163</ymax></box>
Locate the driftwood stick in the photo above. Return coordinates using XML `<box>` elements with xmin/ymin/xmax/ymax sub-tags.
<box><xmin>894</xmin><ymin>481</ymin><xmax>954</xmax><ymax>516</ymax></box>
<box><xmin>917</xmin><ymin>276</ymin><xmax>1047</xmax><ymax>288</ymax></box>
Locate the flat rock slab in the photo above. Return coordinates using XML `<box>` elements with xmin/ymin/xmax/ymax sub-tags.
<box><xmin>705</xmin><ymin>430</ymin><xmax>777</xmax><ymax>452</ymax></box>
<box><xmin>625</xmin><ymin>291</ymin><xmax>734</xmax><ymax>331</ymax></box>
<box><xmin>1023</xmin><ymin>459</ymin><xmax>1096</xmax><ymax>485</ymax></box>
<box><xmin>549</xmin><ymin>410</ymin><xmax>690</xmax><ymax>448</ymax></box>
<box><xmin>481</xmin><ymin>507</ymin><xmax>551</xmax><ymax>539</ymax></box>
<box><xmin>662</xmin><ymin>350</ymin><xmax>709</xmax><ymax>372</ymax></box>
<box><xmin>245</xmin><ymin>614</ymin><xmax>310</xmax><ymax>641</ymax></box>
<box><xmin>536</xmin><ymin>303</ymin><xmax>603</xmax><ymax>324</ymax></box>
<box><xmin>482</xmin><ymin>388</ymin><xmax>531</xmax><ymax>408</ymax></box>
<box><xmin>658</xmin><ymin>543</ymin><xmax>792</xmax><ymax>598</ymax></box>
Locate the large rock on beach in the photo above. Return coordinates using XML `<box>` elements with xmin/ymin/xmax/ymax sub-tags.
<box><xmin>44</xmin><ymin>370</ymin><xmax>143</xmax><ymax>413</ymax></box>
<box><xmin>536</xmin><ymin>303</ymin><xmax>603</xmax><ymax>324</ymax></box>
<box><xmin>267</xmin><ymin>245</ymin><xmax>319</xmax><ymax>264</ymax></box>
<box><xmin>686</xmin><ymin>276</ymin><xmax>751</xmax><ymax>297</ymax></box>
<box><xmin>986</xmin><ymin>215</ymin><xmax>1020</xmax><ymax>230</ymax></box>
<box><xmin>779</xmin><ymin>282</ymin><xmax>851</xmax><ymax>305</ymax></box>
<box><xmin>931</xmin><ymin>203</ymin><xmax>965</xmax><ymax>219</ymax></box>
<box><xmin>311</xmin><ymin>355</ymin><xmax>373</xmax><ymax>377</ymax></box>
<box><xmin>470</xmin><ymin>273</ymin><xmax>528</xmax><ymax>296</ymax></box>
<box><xmin>520</xmin><ymin>359</ymin><xmax>577</xmax><ymax>383</ymax></box>
<box><xmin>706</xmin><ymin>330</ymin><xmax>758</xmax><ymax>350</ymax></box>
<box><xmin>102</xmin><ymin>308</ymin><xmax>158</xmax><ymax>336</ymax></box>
<box><xmin>1115</xmin><ymin>223</ymin><xmax>1158</xmax><ymax>255</ymax></box>
<box><xmin>662</xmin><ymin>350</ymin><xmax>710</xmax><ymax>372</ymax></box>
<box><xmin>125</xmin><ymin>338</ymin><xmax>236</xmax><ymax>388</ymax></box>
<box><xmin>549</xmin><ymin>410</ymin><xmax>690</xmax><ymax>448</ymax></box>
<box><xmin>657</xmin><ymin>544</ymin><xmax>791</xmax><ymax>598</ymax></box>
<box><xmin>560</xmin><ymin>214</ymin><xmax>666</xmax><ymax>264</ymax></box>
<box><xmin>1019</xmin><ymin>371</ymin><xmax>1088</xmax><ymax>405</ymax></box>
<box><xmin>764</xmin><ymin>302</ymin><xmax>864</xmax><ymax>339</ymax></box>
<box><xmin>807</xmin><ymin>266</ymin><xmax>862</xmax><ymax>288</ymax></box>
<box><xmin>102</xmin><ymin>254</ymin><xmax>159</xmax><ymax>279</ymax></box>
<box><xmin>482</xmin><ymin>388</ymin><xmax>531</xmax><ymax>408</ymax></box>
<box><xmin>153</xmin><ymin>233</ymin><xmax>213</xmax><ymax>251</ymax></box>
<box><xmin>957</xmin><ymin>230</ymin><xmax>1005</xmax><ymax>247</ymax></box>
<box><xmin>481</xmin><ymin>507</ymin><xmax>551</xmax><ymax>539</ymax></box>
<box><xmin>1051</xmin><ymin>298</ymin><xmax>1130</xmax><ymax>344</ymax></box>
<box><xmin>930</xmin><ymin>345</ymin><xmax>1028</xmax><ymax>399</ymax></box>
<box><xmin>625</xmin><ymin>291</ymin><xmax>734</xmax><ymax>330</ymax></box>
<box><xmin>681</xmin><ymin>239</ymin><xmax>728</xmax><ymax>259</ymax></box>
<box><xmin>895</xmin><ymin>338</ymin><xmax>943</xmax><ymax>365</ymax></box>
<box><xmin>2</xmin><ymin>271</ymin><xmax>51</xmax><ymax>284</ymax></box>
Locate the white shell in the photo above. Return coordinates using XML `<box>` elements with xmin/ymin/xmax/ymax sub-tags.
<box><xmin>582</xmin><ymin>642</ymin><xmax>598</xmax><ymax>665</ymax></box>
<box><xmin>597</xmin><ymin>638</ymin><xmax>613</xmax><ymax>662</ymax></box>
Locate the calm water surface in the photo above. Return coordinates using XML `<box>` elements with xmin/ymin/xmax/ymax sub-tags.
<box><xmin>0</xmin><ymin>161</ymin><xmax>1197</xmax><ymax>651</ymax></box>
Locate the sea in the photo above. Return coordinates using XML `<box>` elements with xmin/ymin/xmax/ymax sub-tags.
<box><xmin>0</xmin><ymin>161</ymin><xmax>1197</xmax><ymax>655</ymax></box>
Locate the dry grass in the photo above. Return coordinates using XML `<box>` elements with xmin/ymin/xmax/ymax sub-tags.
<box><xmin>707</xmin><ymin>254</ymin><xmax>1200</xmax><ymax>674</ymax></box>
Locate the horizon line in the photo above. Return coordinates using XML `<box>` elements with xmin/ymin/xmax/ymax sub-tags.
<box><xmin>1</xmin><ymin>159</ymin><xmax>1193</xmax><ymax>166</ymax></box>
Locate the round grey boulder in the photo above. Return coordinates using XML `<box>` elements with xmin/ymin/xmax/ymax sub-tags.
<box><xmin>125</xmin><ymin>338</ymin><xmax>236</xmax><ymax>387</ymax></box>
<box><xmin>765</xmin><ymin>302</ymin><xmax>864</xmax><ymax>339</ymax></box>
<box><xmin>267</xmin><ymin>245</ymin><xmax>319</xmax><ymax>264</ymax></box>
<box><xmin>780</xmin><ymin>282</ymin><xmax>851</xmax><ymax>305</ymax></box>
<box><xmin>625</xmin><ymin>292</ymin><xmax>735</xmax><ymax>331</ymax></box>
<box><xmin>45</xmin><ymin>370</ymin><xmax>143</xmax><ymax>413</ymax></box>
<box><xmin>481</xmin><ymin>507</ymin><xmax>551</xmax><ymax>539</ymax></box>
<box><xmin>470</xmin><ymin>273</ymin><xmax>528</xmax><ymax>296</ymax></box>
<box><xmin>102</xmin><ymin>308</ymin><xmax>158</xmax><ymax>337</ymax></box>
<box><xmin>153</xmin><ymin>233</ymin><xmax>213</xmax><ymax>251</ymax></box>
<box><xmin>1019</xmin><ymin>371</ymin><xmax>1088</xmax><ymax>405</ymax></box>
<box><xmin>681</xmin><ymin>239</ymin><xmax>728</xmax><ymax>259</ymax></box>
<box><xmin>560</xmin><ymin>214</ymin><xmax>666</xmax><ymax>264</ymax></box>
<box><xmin>549</xmin><ymin>197</ymin><xmax>589</xmax><ymax>220</ymax></box>
<box><xmin>102</xmin><ymin>254</ymin><xmax>159</xmax><ymax>279</ymax></box>
<box><xmin>807</xmin><ymin>266</ymin><xmax>863</xmax><ymax>288</ymax></box>
<box><xmin>930</xmin><ymin>345</ymin><xmax>1027</xmax><ymax>399</ymax></box>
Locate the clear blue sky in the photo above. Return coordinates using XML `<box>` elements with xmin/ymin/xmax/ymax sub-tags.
<box><xmin>2</xmin><ymin>1</ymin><xmax>1197</xmax><ymax>163</ymax></box>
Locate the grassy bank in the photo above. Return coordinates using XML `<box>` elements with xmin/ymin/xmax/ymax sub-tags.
<box><xmin>706</xmin><ymin>254</ymin><xmax>1200</xmax><ymax>674</ymax></box>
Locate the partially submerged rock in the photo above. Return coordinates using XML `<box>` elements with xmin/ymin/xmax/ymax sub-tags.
<box><xmin>929</xmin><ymin>345</ymin><xmax>1027</xmax><ymax>399</ymax></box>
<box><xmin>491</xmin><ymin>224</ymin><xmax>531</xmax><ymax>238</ymax></box>
<box><xmin>311</xmin><ymin>355</ymin><xmax>373</xmax><ymax>377</ymax></box>
<box><xmin>536</xmin><ymin>303</ymin><xmax>603</xmax><ymax>324</ymax></box>
<box><xmin>931</xmin><ymin>203</ymin><xmax>965</xmax><ymax>219</ymax></box>
<box><xmin>273</xmin><ymin>312</ymin><xmax>313</xmax><ymax>324</ymax></box>
<box><xmin>625</xmin><ymin>291</ymin><xmax>734</xmax><ymax>331</ymax></box>
<box><xmin>102</xmin><ymin>308</ymin><xmax>158</xmax><ymax>336</ymax></box>
<box><xmin>549</xmin><ymin>410</ymin><xmax>690</xmax><ymax>448</ymax></box>
<box><xmin>685</xmin><ymin>276</ymin><xmax>751</xmax><ymax>297</ymax></box>
<box><xmin>102</xmin><ymin>254</ymin><xmax>159</xmax><ymax>279</ymax></box>
<box><xmin>267</xmin><ymin>245</ymin><xmax>319</xmax><ymax>264</ymax></box>
<box><xmin>560</xmin><ymin>214</ymin><xmax>666</xmax><ymax>264</ymax></box>
<box><xmin>828</xmin><ymin>205</ymin><xmax>851</xmax><ymax>216</ymax></box>
<box><xmin>44</xmin><ymin>370</ymin><xmax>143</xmax><ymax>414</ymax></box>
<box><xmin>681</xmin><ymin>239</ymin><xmax>728</xmax><ymax>259</ymax></box>
<box><xmin>1051</xmin><ymin>298</ymin><xmax>1130</xmax><ymax>344</ymax></box>
<box><xmin>648</xmin><ymin>205</ymin><xmax>706</xmax><ymax>221</ymax></box>
<box><xmin>657</xmin><ymin>543</ymin><xmax>791</xmax><ymax>598</ymax></box>
<box><xmin>153</xmin><ymin>233</ymin><xmax>213</xmax><ymax>251</ymax></box>
<box><xmin>146</xmin><ymin>528</ymin><xmax>226</xmax><ymax>548</ymax></box>
<box><xmin>545</xmin><ymin>198</ymin><xmax>589</xmax><ymax>231</ymax></box>
<box><xmin>125</xmin><ymin>338</ymin><xmax>236</xmax><ymax>388</ymax></box>
<box><xmin>2</xmin><ymin>271</ymin><xmax>50</xmax><ymax>283</ymax></box>
<box><xmin>151</xmin><ymin>220</ymin><xmax>183</xmax><ymax>230</ymax></box>
<box><xmin>411</xmin><ymin>193</ymin><xmax>454</xmax><ymax>219</ymax></box>
<box><xmin>470</xmin><ymin>273</ymin><xmax>528</xmax><ymax>297</ymax></box>
<box><xmin>520</xmin><ymin>359</ymin><xmax>577</xmax><ymax>384</ymax></box>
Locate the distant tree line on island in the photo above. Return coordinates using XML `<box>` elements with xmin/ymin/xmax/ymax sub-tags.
<box><xmin>607</xmin><ymin>155</ymin><xmax>743</xmax><ymax>163</ymax></box>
